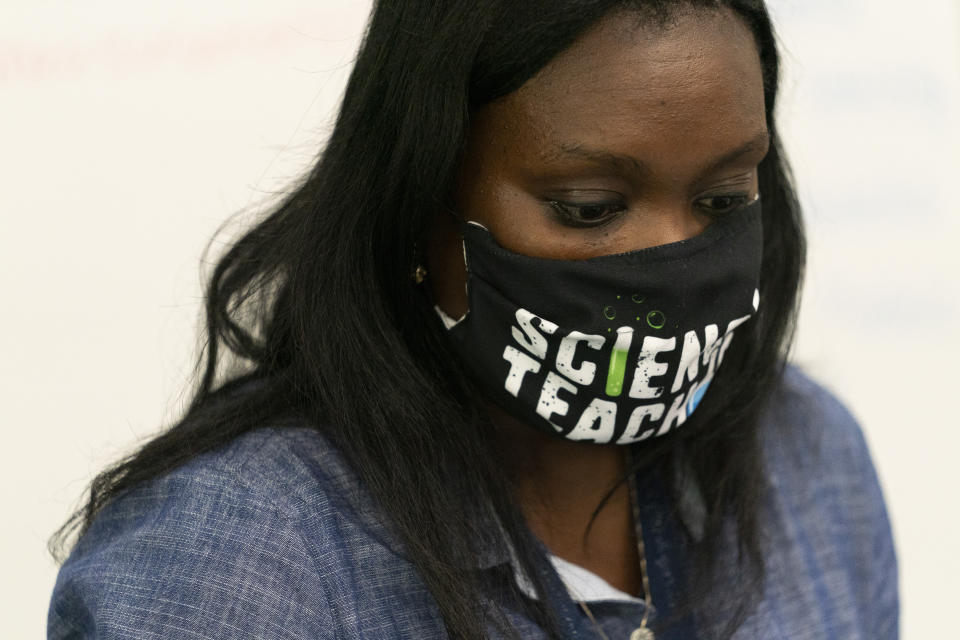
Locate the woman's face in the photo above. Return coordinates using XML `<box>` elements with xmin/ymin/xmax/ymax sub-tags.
<box><xmin>429</xmin><ymin>6</ymin><xmax>768</xmax><ymax>319</ymax></box>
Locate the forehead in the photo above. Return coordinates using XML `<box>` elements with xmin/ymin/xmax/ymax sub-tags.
<box><xmin>476</xmin><ymin>7</ymin><xmax>766</xmax><ymax>166</ymax></box>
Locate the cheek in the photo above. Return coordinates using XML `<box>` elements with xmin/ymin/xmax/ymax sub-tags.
<box><xmin>458</xmin><ymin>175</ymin><xmax>557</xmax><ymax>254</ymax></box>
<box><xmin>436</xmin><ymin>173</ymin><xmax>596</xmax><ymax>315</ymax></box>
<box><xmin>454</xmin><ymin>113</ymin><xmax>589</xmax><ymax>258</ymax></box>
<box><xmin>460</xmin><ymin>176</ymin><xmax>624</xmax><ymax>259</ymax></box>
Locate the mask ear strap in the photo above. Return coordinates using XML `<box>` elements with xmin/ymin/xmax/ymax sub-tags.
<box><xmin>441</xmin><ymin>203</ymin><xmax>463</xmax><ymax>225</ymax></box>
<box><xmin>449</xmin><ymin>207</ymin><xmax>475</xmax><ymax>326</ymax></box>
<box><xmin>416</xmin><ymin>206</ymin><xmax>471</xmax><ymax>327</ymax></box>
<box><xmin>443</xmin><ymin>204</ymin><xmax>489</xmax><ymax>232</ymax></box>
<box><xmin>440</xmin><ymin>206</ymin><xmax>486</xmax><ymax>282</ymax></box>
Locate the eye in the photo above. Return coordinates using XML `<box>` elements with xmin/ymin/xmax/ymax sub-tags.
<box><xmin>547</xmin><ymin>200</ymin><xmax>627</xmax><ymax>228</ymax></box>
<box><xmin>695</xmin><ymin>194</ymin><xmax>752</xmax><ymax>216</ymax></box>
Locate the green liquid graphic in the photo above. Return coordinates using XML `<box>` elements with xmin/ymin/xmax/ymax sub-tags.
<box><xmin>605</xmin><ymin>327</ymin><xmax>633</xmax><ymax>397</ymax></box>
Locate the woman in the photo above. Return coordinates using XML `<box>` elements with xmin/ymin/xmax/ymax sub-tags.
<box><xmin>47</xmin><ymin>1</ymin><xmax>898</xmax><ymax>638</ymax></box>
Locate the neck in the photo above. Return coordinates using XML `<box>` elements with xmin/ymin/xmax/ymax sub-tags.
<box><xmin>490</xmin><ymin>403</ymin><xmax>643</xmax><ymax>596</ymax></box>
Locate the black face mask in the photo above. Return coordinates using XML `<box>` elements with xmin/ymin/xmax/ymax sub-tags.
<box><xmin>436</xmin><ymin>198</ymin><xmax>763</xmax><ymax>445</ymax></box>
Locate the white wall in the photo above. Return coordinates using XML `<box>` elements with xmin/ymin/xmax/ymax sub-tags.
<box><xmin>2</xmin><ymin>1</ymin><xmax>956</xmax><ymax>638</ymax></box>
<box><xmin>773</xmin><ymin>1</ymin><xmax>960</xmax><ymax>635</ymax></box>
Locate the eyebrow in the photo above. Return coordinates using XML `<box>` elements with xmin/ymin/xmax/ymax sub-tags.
<box><xmin>550</xmin><ymin>143</ymin><xmax>645</xmax><ymax>175</ymax></box>
<box><xmin>548</xmin><ymin>129</ymin><xmax>771</xmax><ymax>178</ymax></box>
<box><xmin>699</xmin><ymin>130</ymin><xmax>770</xmax><ymax>176</ymax></box>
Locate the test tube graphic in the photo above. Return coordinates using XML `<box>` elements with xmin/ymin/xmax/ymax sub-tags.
<box><xmin>605</xmin><ymin>326</ymin><xmax>633</xmax><ymax>397</ymax></box>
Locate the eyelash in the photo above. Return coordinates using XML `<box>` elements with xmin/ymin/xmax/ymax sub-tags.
<box><xmin>547</xmin><ymin>200</ymin><xmax>626</xmax><ymax>228</ymax></box>
<box><xmin>695</xmin><ymin>194</ymin><xmax>753</xmax><ymax>217</ymax></box>
<box><xmin>547</xmin><ymin>193</ymin><xmax>752</xmax><ymax>228</ymax></box>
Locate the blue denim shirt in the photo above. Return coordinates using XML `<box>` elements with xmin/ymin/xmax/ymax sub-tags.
<box><xmin>48</xmin><ymin>366</ymin><xmax>899</xmax><ymax>639</ymax></box>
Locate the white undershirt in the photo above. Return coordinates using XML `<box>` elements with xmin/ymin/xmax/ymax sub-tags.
<box><xmin>511</xmin><ymin>551</ymin><xmax>645</xmax><ymax>605</ymax></box>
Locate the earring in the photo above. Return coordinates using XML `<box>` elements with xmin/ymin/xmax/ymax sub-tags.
<box><xmin>411</xmin><ymin>239</ymin><xmax>428</xmax><ymax>284</ymax></box>
<box><xmin>412</xmin><ymin>264</ymin><xmax>428</xmax><ymax>284</ymax></box>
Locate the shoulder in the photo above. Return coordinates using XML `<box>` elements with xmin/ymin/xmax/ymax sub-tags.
<box><xmin>765</xmin><ymin>364</ymin><xmax>861</xmax><ymax>448</ymax></box>
<box><xmin>761</xmin><ymin>364</ymin><xmax>891</xmax><ymax>501</ymax></box>
<box><xmin>755</xmin><ymin>364</ymin><xmax>900</xmax><ymax>638</ymax></box>
<box><xmin>48</xmin><ymin>423</ymin><xmax>356</xmax><ymax>640</ymax></box>
<box><xmin>760</xmin><ymin>363</ymin><xmax>892</xmax><ymax>538</ymax></box>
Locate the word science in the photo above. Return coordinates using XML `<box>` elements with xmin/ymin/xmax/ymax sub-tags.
<box><xmin>499</xmin><ymin>307</ymin><xmax>754</xmax><ymax>444</ymax></box>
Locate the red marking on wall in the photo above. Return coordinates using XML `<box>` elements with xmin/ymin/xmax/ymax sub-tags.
<box><xmin>0</xmin><ymin>16</ymin><xmax>359</xmax><ymax>86</ymax></box>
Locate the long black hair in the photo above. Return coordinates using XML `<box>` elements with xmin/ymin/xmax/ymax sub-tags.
<box><xmin>50</xmin><ymin>1</ymin><xmax>804</xmax><ymax>638</ymax></box>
